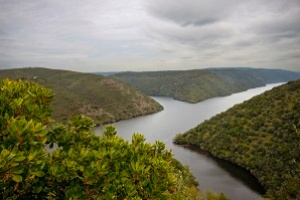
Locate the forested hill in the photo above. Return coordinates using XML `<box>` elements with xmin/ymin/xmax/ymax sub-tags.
<box><xmin>111</xmin><ymin>68</ymin><xmax>300</xmax><ymax>103</ymax></box>
<box><xmin>0</xmin><ymin>67</ymin><xmax>163</xmax><ymax>124</ymax></box>
<box><xmin>174</xmin><ymin>80</ymin><xmax>300</xmax><ymax>199</ymax></box>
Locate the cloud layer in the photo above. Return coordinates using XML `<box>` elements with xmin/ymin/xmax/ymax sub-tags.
<box><xmin>0</xmin><ymin>0</ymin><xmax>299</xmax><ymax>72</ymax></box>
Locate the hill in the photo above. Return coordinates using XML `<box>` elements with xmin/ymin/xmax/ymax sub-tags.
<box><xmin>174</xmin><ymin>80</ymin><xmax>300</xmax><ymax>199</ymax></box>
<box><xmin>111</xmin><ymin>68</ymin><xmax>300</xmax><ymax>103</ymax></box>
<box><xmin>0</xmin><ymin>67</ymin><xmax>163</xmax><ymax>124</ymax></box>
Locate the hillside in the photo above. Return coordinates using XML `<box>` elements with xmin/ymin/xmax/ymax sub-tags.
<box><xmin>174</xmin><ymin>80</ymin><xmax>300</xmax><ymax>199</ymax></box>
<box><xmin>111</xmin><ymin>68</ymin><xmax>300</xmax><ymax>103</ymax></box>
<box><xmin>0</xmin><ymin>67</ymin><xmax>163</xmax><ymax>124</ymax></box>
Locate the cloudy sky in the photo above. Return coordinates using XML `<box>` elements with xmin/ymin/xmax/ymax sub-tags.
<box><xmin>0</xmin><ymin>0</ymin><xmax>299</xmax><ymax>72</ymax></box>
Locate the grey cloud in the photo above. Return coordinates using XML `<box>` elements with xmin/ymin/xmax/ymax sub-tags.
<box><xmin>234</xmin><ymin>39</ymin><xmax>257</xmax><ymax>48</ymax></box>
<box><xmin>145</xmin><ymin>19</ymin><xmax>236</xmax><ymax>53</ymax></box>
<box><xmin>145</xmin><ymin>0</ymin><xmax>300</xmax><ymax>41</ymax></box>
<box><xmin>145</xmin><ymin>0</ymin><xmax>241</xmax><ymax>27</ymax></box>
<box><xmin>250</xmin><ymin>1</ymin><xmax>300</xmax><ymax>41</ymax></box>
<box><xmin>255</xmin><ymin>14</ymin><xmax>300</xmax><ymax>39</ymax></box>
<box><xmin>0</xmin><ymin>0</ymin><xmax>299</xmax><ymax>71</ymax></box>
<box><xmin>144</xmin><ymin>0</ymin><xmax>300</xmax><ymax>68</ymax></box>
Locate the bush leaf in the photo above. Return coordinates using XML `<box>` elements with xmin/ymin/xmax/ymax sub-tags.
<box><xmin>12</xmin><ymin>174</ymin><xmax>23</xmax><ymax>182</ymax></box>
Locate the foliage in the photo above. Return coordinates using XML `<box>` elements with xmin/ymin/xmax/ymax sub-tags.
<box><xmin>111</xmin><ymin>68</ymin><xmax>300</xmax><ymax>103</ymax></box>
<box><xmin>0</xmin><ymin>67</ymin><xmax>163</xmax><ymax>125</ymax></box>
<box><xmin>174</xmin><ymin>80</ymin><xmax>300</xmax><ymax>199</ymax></box>
<box><xmin>201</xmin><ymin>190</ymin><xmax>228</xmax><ymax>200</ymax></box>
<box><xmin>47</xmin><ymin>123</ymin><xmax>179</xmax><ymax>199</ymax></box>
<box><xmin>0</xmin><ymin>79</ymin><xmax>202</xmax><ymax>199</ymax></box>
<box><xmin>0</xmin><ymin>79</ymin><xmax>53</xmax><ymax>199</ymax></box>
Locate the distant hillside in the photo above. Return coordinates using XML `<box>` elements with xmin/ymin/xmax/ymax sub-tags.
<box><xmin>94</xmin><ymin>72</ymin><xmax>119</xmax><ymax>76</ymax></box>
<box><xmin>174</xmin><ymin>80</ymin><xmax>300</xmax><ymax>199</ymax></box>
<box><xmin>111</xmin><ymin>68</ymin><xmax>300</xmax><ymax>103</ymax></box>
<box><xmin>0</xmin><ymin>67</ymin><xmax>163</xmax><ymax>124</ymax></box>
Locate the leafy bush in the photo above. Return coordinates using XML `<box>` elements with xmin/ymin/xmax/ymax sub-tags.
<box><xmin>0</xmin><ymin>79</ymin><xmax>53</xmax><ymax>198</ymax></box>
<box><xmin>0</xmin><ymin>79</ymin><xmax>203</xmax><ymax>199</ymax></box>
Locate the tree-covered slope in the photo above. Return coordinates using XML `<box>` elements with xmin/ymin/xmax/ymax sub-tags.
<box><xmin>174</xmin><ymin>80</ymin><xmax>300</xmax><ymax>199</ymax></box>
<box><xmin>0</xmin><ymin>67</ymin><xmax>163</xmax><ymax>124</ymax></box>
<box><xmin>111</xmin><ymin>68</ymin><xmax>300</xmax><ymax>103</ymax></box>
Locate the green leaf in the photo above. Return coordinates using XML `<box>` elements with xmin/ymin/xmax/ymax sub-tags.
<box><xmin>32</xmin><ymin>171</ymin><xmax>45</xmax><ymax>177</ymax></box>
<box><xmin>12</xmin><ymin>174</ymin><xmax>23</xmax><ymax>182</ymax></box>
<box><xmin>33</xmin><ymin>186</ymin><xmax>42</xmax><ymax>193</ymax></box>
<box><xmin>14</xmin><ymin>156</ymin><xmax>26</xmax><ymax>161</ymax></box>
<box><xmin>10</xmin><ymin>162</ymin><xmax>19</xmax><ymax>167</ymax></box>
<box><xmin>11</xmin><ymin>167</ymin><xmax>23</xmax><ymax>174</ymax></box>
<box><xmin>28</xmin><ymin>151</ymin><xmax>37</xmax><ymax>161</ymax></box>
<box><xmin>144</xmin><ymin>166</ymin><xmax>150</xmax><ymax>173</ymax></box>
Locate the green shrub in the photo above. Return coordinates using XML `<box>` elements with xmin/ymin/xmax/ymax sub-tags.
<box><xmin>0</xmin><ymin>79</ymin><xmax>202</xmax><ymax>199</ymax></box>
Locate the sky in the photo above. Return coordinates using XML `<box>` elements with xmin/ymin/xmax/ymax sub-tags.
<box><xmin>0</xmin><ymin>0</ymin><xmax>299</xmax><ymax>72</ymax></box>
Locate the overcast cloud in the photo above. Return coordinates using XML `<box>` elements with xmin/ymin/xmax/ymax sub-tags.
<box><xmin>0</xmin><ymin>0</ymin><xmax>299</xmax><ymax>72</ymax></box>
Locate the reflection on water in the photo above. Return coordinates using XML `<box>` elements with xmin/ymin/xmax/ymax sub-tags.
<box><xmin>179</xmin><ymin>145</ymin><xmax>265</xmax><ymax>194</ymax></box>
<box><xmin>95</xmin><ymin>83</ymin><xmax>283</xmax><ymax>200</ymax></box>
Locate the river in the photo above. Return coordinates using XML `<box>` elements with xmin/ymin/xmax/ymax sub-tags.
<box><xmin>94</xmin><ymin>83</ymin><xmax>283</xmax><ymax>200</ymax></box>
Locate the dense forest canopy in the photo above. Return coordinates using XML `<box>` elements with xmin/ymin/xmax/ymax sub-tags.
<box><xmin>174</xmin><ymin>80</ymin><xmax>300</xmax><ymax>200</ymax></box>
<box><xmin>111</xmin><ymin>67</ymin><xmax>300</xmax><ymax>103</ymax></box>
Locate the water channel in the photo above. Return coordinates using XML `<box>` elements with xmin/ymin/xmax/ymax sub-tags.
<box><xmin>95</xmin><ymin>83</ymin><xmax>283</xmax><ymax>200</ymax></box>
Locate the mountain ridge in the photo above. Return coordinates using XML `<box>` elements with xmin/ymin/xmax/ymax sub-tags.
<box><xmin>111</xmin><ymin>67</ymin><xmax>300</xmax><ymax>103</ymax></box>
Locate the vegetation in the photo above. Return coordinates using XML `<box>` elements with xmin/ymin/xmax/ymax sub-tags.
<box><xmin>0</xmin><ymin>67</ymin><xmax>163</xmax><ymax>124</ymax></box>
<box><xmin>0</xmin><ymin>79</ymin><xmax>229</xmax><ymax>199</ymax></box>
<box><xmin>0</xmin><ymin>78</ymin><xmax>196</xmax><ymax>199</ymax></box>
<box><xmin>174</xmin><ymin>80</ymin><xmax>300</xmax><ymax>199</ymax></box>
<box><xmin>111</xmin><ymin>67</ymin><xmax>300</xmax><ymax>103</ymax></box>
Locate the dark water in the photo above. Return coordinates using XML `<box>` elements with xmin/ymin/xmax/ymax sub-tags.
<box><xmin>95</xmin><ymin>83</ymin><xmax>283</xmax><ymax>200</ymax></box>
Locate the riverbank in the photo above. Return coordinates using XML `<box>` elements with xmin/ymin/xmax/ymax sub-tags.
<box><xmin>94</xmin><ymin>107</ymin><xmax>164</xmax><ymax>126</ymax></box>
<box><xmin>173</xmin><ymin>143</ymin><xmax>266</xmax><ymax>195</ymax></box>
<box><xmin>173</xmin><ymin>80</ymin><xmax>300</xmax><ymax>199</ymax></box>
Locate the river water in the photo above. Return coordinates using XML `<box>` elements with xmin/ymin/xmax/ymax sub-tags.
<box><xmin>94</xmin><ymin>83</ymin><xmax>283</xmax><ymax>200</ymax></box>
